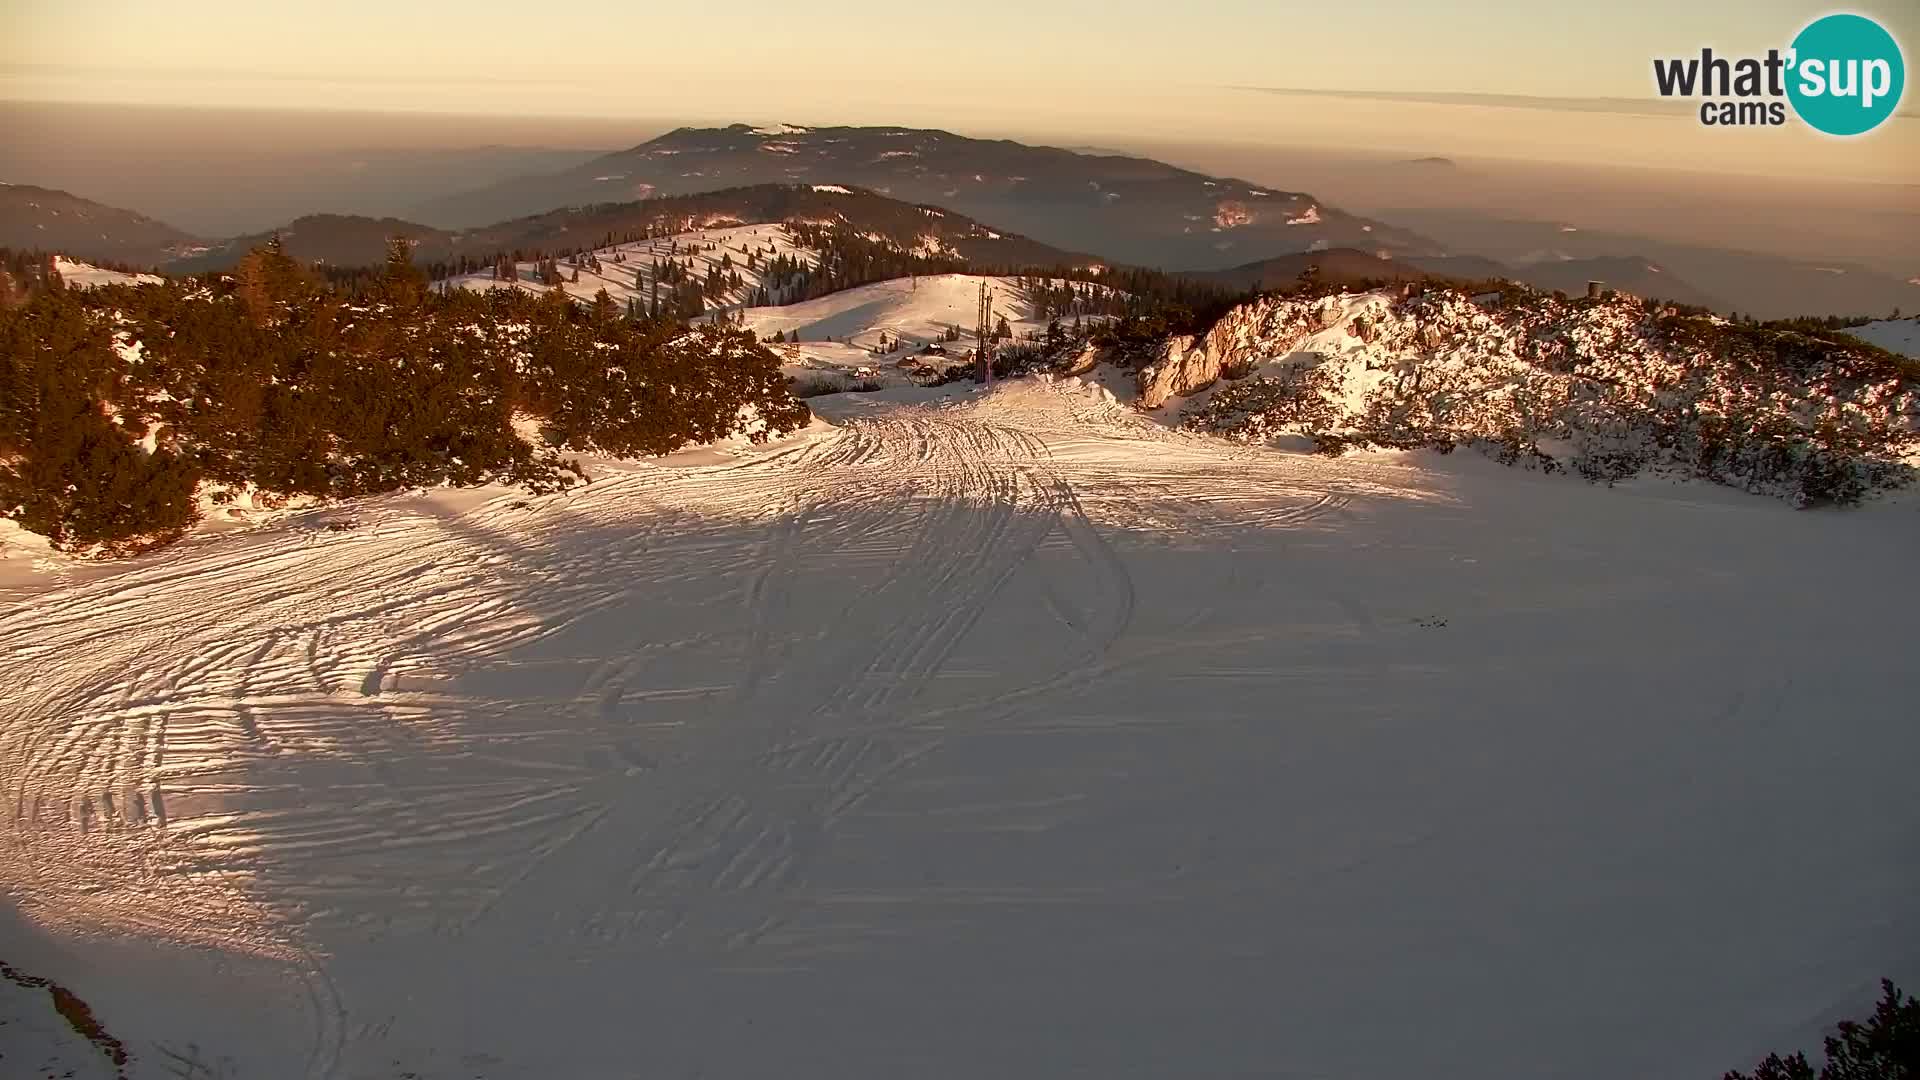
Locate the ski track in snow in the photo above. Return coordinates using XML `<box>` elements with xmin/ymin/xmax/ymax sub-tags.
<box><xmin>1</xmin><ymin>379</ymin><xmax>1916</xmax><ymax>1079</ymax></box>
<box><xmin>1</xmin><ymin>387</ymin><xmax>1155</xmax><ymax>1076</ymax></box>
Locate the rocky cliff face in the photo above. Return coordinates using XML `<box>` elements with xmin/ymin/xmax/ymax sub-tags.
<box><xmin>1135</xmin><ymin>291</ymin><xmax>1412</xmax><ymax>408</ymax></box>
<box><xmin>1136</xmin><ymin>334</ymin><xmax>1210</xmax><ymax>409</ymax></box>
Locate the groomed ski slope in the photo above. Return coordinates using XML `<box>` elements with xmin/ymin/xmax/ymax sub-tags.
<box><xmin>741</xmin><ymin>272</ymin><xmax>1080</xmax><ymax>350</ymax></box>
<box><xmin>742</xmin><ymin>273</ymin><xmax>1105</xmax><ymax>382</ymax></box>
<box><xmin>2</xmin><ymin>378</ymin><xmax>1917</xmax><ymax>1079</ymax></box>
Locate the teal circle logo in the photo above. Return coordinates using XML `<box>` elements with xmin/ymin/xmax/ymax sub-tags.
<box><xmin>1787</xmin><ymin>14</ymin><xmax>1905</xmax><ymax>135</ymax></box>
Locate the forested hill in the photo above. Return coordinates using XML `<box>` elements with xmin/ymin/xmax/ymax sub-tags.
<box><xmin>167</xmin><ymin>185</ymin><xmax>1095</xmax><ymax>276</ymax></box>
<box><xmin>0</xmin><ymin>183</ymin><xmax>204</xmax><ymax>266</ymax></box>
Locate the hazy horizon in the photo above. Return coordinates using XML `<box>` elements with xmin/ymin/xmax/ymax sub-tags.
<box><xmin>2</xmin><ymin>2</ymin><xmax>1914</xmax><ymax>318</ymax></box>
<box><xmin>3</xmin><ymin>0</ymin><xmax>1916</xmax><ymax>184</ymax></box>
<box><xmin>4</xmin><ymin>101</ymin><xmax>1913</xmax><ymax>277</ymax></box>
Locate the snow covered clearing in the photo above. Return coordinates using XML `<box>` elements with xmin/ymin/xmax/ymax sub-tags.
<box><xmin>1848</xmin><ymin>315</ymin><xmax>1920</xmax><ymax>358</ymax></box>
<box><xmin>52</xmin><ymin>256</ymin><xmax>163</xmax><ymax>288</ymax></box>
<box><xmin>448</xmin><ymin>222</ymin><xmax>816</xmax><ymax>311</ymax></box>
<box><xmin>1</xmin><ymin>378</ymin><xmax>1916</xmax><ymax>1078</ymax></box>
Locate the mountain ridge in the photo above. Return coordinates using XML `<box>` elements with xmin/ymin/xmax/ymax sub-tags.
<box><xmin>1192</xmin><ymin>247</ymin><xmax>1725</xmax><ymax>311</ymax></box>
<box><xmin>410</xmin><ymin>123</ymin><xmax>1444</xmax><ymax>271</ymax></box>
<box><xmin>165</xmin><ymin>184</ymin><xmax>1100</xmax><ymax>275</ymax></box>
<box><xmin>0</xmin><ymin>183</ymin><xmax>205</xmax><ymax>266</ymax></box>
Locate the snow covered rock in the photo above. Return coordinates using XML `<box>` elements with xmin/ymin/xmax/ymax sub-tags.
<box><xmin>1136</xmin><ymin>296</ymin><xmax>1322</xmax><ymax>408</ymax></box>
<box><xmin>1170</xmin><ymin>286</ymin><xmax>1920</xmax><ymax>504</ymax></box>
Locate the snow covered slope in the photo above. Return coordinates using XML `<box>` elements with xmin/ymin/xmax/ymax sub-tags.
<box><xmin>1847</xmin><ymin>315</ymin><xmax>1920</xmax><ymax>358</ymax></box>
<box><xmin>739</xmin><ymin>272</ymin><xmax>1071</xmax><ymax>346</ymax></box>
<box><xmin>2</xmin><ymin>378</ymin><xmax>1915</xmax><ymax>1079</ymax></box>
<box><xmin>739</xmin><ymin>273</ymin><xmax>1117</xmax><ymax>388</ymax></box>
<box><xmin>449</xmin><ymin>221</ymin><xmax>815</xmax><ymax>311</ymax></box>
<box><xmin>453</xmin><ymin>245</ymin><xmax>1106</xmax><ymax>388</ymax></box>
<box><xmin>745</xmin><ymin>273</ymin><xmax>983</xmax><ymax>346</ymax></box>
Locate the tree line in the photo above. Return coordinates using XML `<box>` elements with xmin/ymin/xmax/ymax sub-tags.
<box><xmin>0</xmin><ymin>239</ymin><xmax>808</xmax><ymax>555</ymax></box>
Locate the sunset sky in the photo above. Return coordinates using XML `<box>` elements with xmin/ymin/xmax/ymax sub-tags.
<box><xmin>3</xmin><ymin>0</ymin><xmax>1914</xmax><ymax>182</ymax></box>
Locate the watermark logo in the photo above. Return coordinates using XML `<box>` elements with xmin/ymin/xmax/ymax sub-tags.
<box><xmin>1788</xmin><ymin>14</ymin><xmax>1905</xmax><ymax>134</ymax></box>
<box><xmin>1652</xmin><ymin>12</ymin><xmax>1905</xmax><ymax>134</ymax></box>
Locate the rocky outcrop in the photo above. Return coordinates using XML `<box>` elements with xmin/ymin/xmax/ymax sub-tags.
<box><xmin>1169</xmin><ymin>286</ymin><xmax>1919</xmax><ymax>506</ymax></box>
<box><xmin>1060</xmin><ymin>340</ymin><xmax>1104</xmax><ymax>377</ymax></box>
<box><xmin>1136</xmin><ymin>297</ymin><xmax>1319</xmax><ymax>408</ymax></box>
<box><xmin>1136</xmin><ymin>334</ymin><xmax>1206</xmax><ymax>409</ymax></box>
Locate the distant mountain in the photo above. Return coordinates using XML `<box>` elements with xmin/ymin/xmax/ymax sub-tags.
<box><xmin>1473</xmin><ymin>254</ymin><xmax>1725</xmax><ymax>310</ymax></box>
<box><xmin>1195</xmin><ymin>247</ymin><xmax>1723</xmax><ymax>310</ymax></box>
<box><xmin>0</xmin><ymin>184</ymin><xmax>203</xmax><ymax>266</ymax></box>
<box><xmin>1193</xmin><ymin>248</ymin><xmax>1454</xmax><ymax>291</ymax></box>
<box><xmin>168</xmin><ymin>214</ymin><xmax>450</xmax><ymax>274</ymax></box>
<box><xmin>411</xmin><ymin>124</ymin><xmax>1442</xmax><ymax>271</ymax></box>
<box><xmin>167</xmin><ymin>184</ymin><xmax>1094</xmax><ymax>273</ymax></box>
<box><xmin>1394</xmin><ymin>253</ymin><xmax>1514</xmax><ymax>281</ymax></box>
<box><xmin>1378</xmin><ymin>208</ymin><xmax>1916</xmax><ymax>320</ymax></box>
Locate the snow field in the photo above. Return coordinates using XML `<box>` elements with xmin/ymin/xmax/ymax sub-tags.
<box><xmin>51</xmin><ymin>256</ymin><xmax>164</xmax><ymax>288</ymax></box>
<box><xmin>1848</xmin><ymin>315</ymin><xmax>1920</xmax><ymax>358</ymax></box>
<box><xmin>0</xmin><ymin>377</ymin><xmax>1915</xmax><ymax>1078</ymax></box>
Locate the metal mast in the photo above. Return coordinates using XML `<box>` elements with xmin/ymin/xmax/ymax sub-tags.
<box><xmin>975</xmin><ymin>279</ymin><xmax>994</xmax><ymax>385</ymax></box>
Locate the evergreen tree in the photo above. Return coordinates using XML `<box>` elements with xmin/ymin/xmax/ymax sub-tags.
<box><xmin>590</xmin><ymin>289</ymin><xmax>618</xmax><ymax>325</ymax></box>
<box><xmin>381</xmin><ymin>236</ymin><xmax>428</xmax><ymax>308</ymax></box>
<box><xmin>235</xmin><ymin>233</ymin><xmax>308</xmax><ymax>325</ymax></box>
<box><xmin>1724</xmin><ymin>980</ymin><xmax>1917</xmax><ymax>1080</ymax></box>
